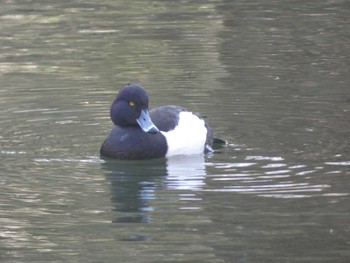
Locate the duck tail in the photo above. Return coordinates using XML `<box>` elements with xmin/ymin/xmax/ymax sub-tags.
<box><xmin>213</xmin><ymin>137</ymin><xmax>227</xmax><ymax>145</ymax></box>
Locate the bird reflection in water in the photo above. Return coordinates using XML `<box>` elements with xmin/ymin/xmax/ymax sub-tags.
<box><xmin>101</xmin><ymin>155</ymin><xmax>207</xmax><ymax>224</ymax></box>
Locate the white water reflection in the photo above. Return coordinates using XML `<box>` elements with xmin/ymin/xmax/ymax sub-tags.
<box><xmin>166</xmin><ymin>154</ymin><xmax>206</xmax><ymax>190</ymax></box>
<box><xmin>34</xmin><ymin>157</ymin><xmax>103</xmax><ymax>164</ymax></box>
<box><xmin>325</xmin><ymin>161</ymin><xmax>350</xmax><ymax>166</ymax></box>
<box><xmin>32</xmin><ymin>153</ymin><xmax>350</xmax><ymax>202</ymax></box>
<box><xmin>204</xmin><ymin>151</ymin><xmax>345</xmax><ymax>198</ymax></box>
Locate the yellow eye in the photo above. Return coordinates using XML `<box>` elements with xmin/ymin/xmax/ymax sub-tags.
<box><xmin>129</xmin><ymin>101</ymin><xmax>135</xmax><ymax>107</ymax></box>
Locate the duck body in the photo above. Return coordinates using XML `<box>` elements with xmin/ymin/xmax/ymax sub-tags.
<box><xmin>100</xmin><ymin>84</ymin><xmax>215</xmax><ymax>160</ymax></box>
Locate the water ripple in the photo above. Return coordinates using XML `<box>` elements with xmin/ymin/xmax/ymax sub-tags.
<box><xmin>205</xmin><ymin>154</ymin><xmax>348</xmax><ymax>199</ymax></box>
<box><xmin>34</xmin><ymin>157</ymin><xmax>103</xmax><ymax>164</ymax></box>
<box><xmin>325</xmin><ymin>161</ymin><xmax>350</xmax><ymax>166</ymax></box>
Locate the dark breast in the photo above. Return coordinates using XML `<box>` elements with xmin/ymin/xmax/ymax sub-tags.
<box><xmin>100</xmin><ymin>126</ymin><xmax>167</xmax><ymax>159</ymax></box>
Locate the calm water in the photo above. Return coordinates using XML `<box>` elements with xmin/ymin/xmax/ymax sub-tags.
<box><xmin>1</xmin><ymin>0</ymin><xmax>350</xmax><ymax>262</ymax></box>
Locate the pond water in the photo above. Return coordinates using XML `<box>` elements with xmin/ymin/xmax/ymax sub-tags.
<box><xmin>1</xmin><ymin>0</ymin><xmax>350</xmax><ymax>262</ymax></box>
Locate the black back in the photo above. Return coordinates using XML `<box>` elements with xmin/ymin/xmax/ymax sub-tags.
<box><xmin>150</xmin><ymin>105</ymin><xmax>186</xmax><ymax>132</ymax></box>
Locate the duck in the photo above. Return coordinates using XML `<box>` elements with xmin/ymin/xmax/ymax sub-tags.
<box><xmin>100</xmin><ymin>83</ymin><xmax>222</xmax><ymax>160</ymax></box>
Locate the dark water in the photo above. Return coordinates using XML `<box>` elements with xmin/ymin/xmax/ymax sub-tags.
<box><xmin>1</xmin><ymin>0</ymin><xmax>350</xmax><ymax>262</ymax></box>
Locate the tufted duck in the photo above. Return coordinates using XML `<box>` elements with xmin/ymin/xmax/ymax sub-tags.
<box><xmin>100</xmin><ymin>83</ymin><xmax>221</xmax><ymax>159</ymax></box>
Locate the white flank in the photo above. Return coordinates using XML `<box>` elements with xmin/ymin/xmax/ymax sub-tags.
<box><xmin>161</xmin><ymin>112</ymin><xmax>207</xmax><ymax>157</ymax></box>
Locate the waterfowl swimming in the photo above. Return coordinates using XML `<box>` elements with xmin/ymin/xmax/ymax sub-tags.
<box><xmin>100</xmin><ymin>83</ymin><xmax>220</xmax><ymax>160</ymax></box>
